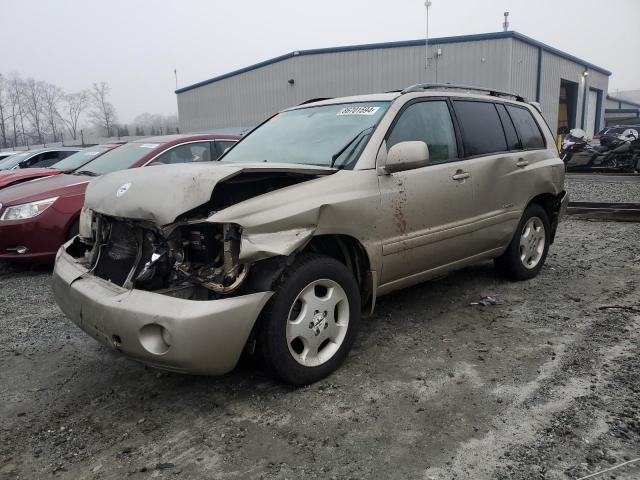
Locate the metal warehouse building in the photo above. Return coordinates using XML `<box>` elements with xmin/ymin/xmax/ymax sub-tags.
<box><xmin>605</xmin><ymin>94</ymin><xmax>640</xmax><ymax>126</ymax></box>
<box><xmin>176</xmin><ymin>31</ymin><xmax>610</xmax><ymax>141</ymax></box>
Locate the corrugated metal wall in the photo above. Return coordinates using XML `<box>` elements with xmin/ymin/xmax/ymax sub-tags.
<box><xmin>177</xmin><ymin>38</ymin><xmax>514</xmax><ymax>132</ymax></box>
<box><xmin>177</xmin><ymin>37</ymin><xmax>608</xmax><ymax>136</ymax></box>
<box><xmin>537</xmin><ymin>45</ymin><xmax>608</xmax><ymax>135</ymax></box>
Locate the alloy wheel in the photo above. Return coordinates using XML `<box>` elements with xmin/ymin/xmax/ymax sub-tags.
<box><xmin>286</xmin><ymin>279</ymin><xmax>350</xmax><ymax>367</ymax></box>
<box><xmin>519</xmin><ymin>216</ymin><xmax>545</xmax><ymax>269</ymax></box>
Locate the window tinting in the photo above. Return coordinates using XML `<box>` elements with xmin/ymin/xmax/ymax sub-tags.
<box><xmin>154</xmin><ymin>142</ymin><xmax>212</xmax><ymax>164</ymax></box>
<box><xmin>454</xmin><ymin>101</ymin><xmax>507</xmax><ymax>156</ymax></box>
<box><xmin>506</xmin><ymin>105</ymin><xmax>545</xmax><ymax>149</ymax></box>
<box><xmin>387</xmin><ymin>100</ymin><xmax>457</xmax><ymax>163</ymax></box>
<box><xmin>496</xmin><ymin>104</ymin><xmax>521</xmax><ymax>150</ymax></box>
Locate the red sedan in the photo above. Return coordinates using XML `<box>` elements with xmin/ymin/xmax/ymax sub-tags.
<box><xmin>0</xmin><ymin>134</ymin><xmax>239</xmax><ymax>262</ymax></box>
<box><xmin>0</xmin><ymin>144</ymin><xmax>123</xmax><ymax>190</ymax></box>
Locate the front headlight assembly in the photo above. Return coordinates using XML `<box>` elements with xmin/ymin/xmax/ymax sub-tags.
<box><xmin>0</xmin><ymin>197</ymin><xmax>59</xmax><ymax>221</ymax></box>
<box><xmin>78</xmin><ymin>207</ymin><xmax>94</xmax><ymax>238</ymax></box>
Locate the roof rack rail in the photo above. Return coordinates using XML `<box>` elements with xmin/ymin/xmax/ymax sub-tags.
<box><xmin>401</xmin><ymin>83</ymin><xmax>526</xmax><ymax>102</ymax></box>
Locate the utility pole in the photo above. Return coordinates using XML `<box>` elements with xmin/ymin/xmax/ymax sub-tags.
<box><xmin>425</xmin><ymin>1</ymin><xmax>432</xmax><ymax>72</ymax></box>
<box><xmin>503</xmin><ymin>11</ymin><xmax>509</xmax><ymax>32</ymax></box>
<box><xmin>174</xmin><ymin>68</ymin><xmax>178</xmax><ymax>90</ymax></box>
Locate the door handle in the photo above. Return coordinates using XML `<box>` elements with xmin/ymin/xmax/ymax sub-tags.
<box><xmin>516</xmin><ymin>159</ymin><xmax>529</xmax><ymax>168</ymax></box>
<box><xmin>452</xmin><ymin>171</ymin><xmax>470</xmax><ymax>181</ymax></box>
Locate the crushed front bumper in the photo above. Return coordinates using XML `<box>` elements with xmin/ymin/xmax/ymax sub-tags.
<box><xmin>52</xmin><ymin>247</ymin><xmax>273</xmax><ymax>375</ymax></box>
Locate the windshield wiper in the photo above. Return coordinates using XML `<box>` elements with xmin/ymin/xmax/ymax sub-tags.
<box><xmin>330</xmin><ymin>126</ymin><xmax>374</xmax><ymax>168</ymax></box>
<box><xmin>74</xmin><ymin>170</ymin><xmax>99</xmax><ymax>177</ymax></box>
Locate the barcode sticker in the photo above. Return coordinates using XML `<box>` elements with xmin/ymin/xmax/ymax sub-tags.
<box><xmin>337</xmin><ymin>106</ymin><xmax>380</xmax><ymax>116</ymax></box>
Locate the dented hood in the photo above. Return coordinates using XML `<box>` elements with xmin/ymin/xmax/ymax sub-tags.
<box><xmin>84</xmin><ymin>162</ymin><xmax>335</xmax><ymax>225</ymax></box>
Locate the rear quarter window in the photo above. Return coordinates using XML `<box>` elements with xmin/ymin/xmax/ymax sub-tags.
<box><xmin>453</xmin><ymin>100</ymin><xmax>508</xmax><ymax>156</ymax></box>
<box><xmin>506</xmin><ymin>105</ymin><xmax>546</xmax><ymax>150</ymax></box>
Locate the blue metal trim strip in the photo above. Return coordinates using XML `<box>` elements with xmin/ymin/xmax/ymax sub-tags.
<box><xmin>175</xmin><ymin>30</ymin><xmax>612</xmax><ymax>94</ymax></box>
<box><xmin>581</xmin><ymin>77</ymin><xmax>588</xmax><ymax>129</ymax></box>
<box><xmin>606</xmin><ymin>95</ymin><xmax>640</xmax><ymax>108</ymax></box>
<box><xmin>535</xmin><ymin>47</ymin><xmax>542</xmax><ymax>102</ymax></box>
<box><xmin>592</xmin><ymin>88</ymin><xmax>603</xmax><ymax>132</ymax></box>
<box><xmin>605</xmin><ymin>108</ymin><xmax>640</xmax><ymax>114</ymax></box>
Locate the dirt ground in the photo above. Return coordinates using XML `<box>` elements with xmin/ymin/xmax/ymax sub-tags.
<box><xmin>1</xmin><ymin>218</ymin><xmax>639</xmax><ymax>480</ymax></box>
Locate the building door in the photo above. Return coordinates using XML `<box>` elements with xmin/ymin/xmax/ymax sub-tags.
<box><xmin>557</xmin><ymin>79</ymin><xmax>579</xmax><ymax>136</ymax></box>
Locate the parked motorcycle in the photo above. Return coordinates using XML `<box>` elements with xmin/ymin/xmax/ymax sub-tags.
<box><xmin>562</xmin><ymin>128</ymin><xmax>639</xmax><ymax>172</ymax></box>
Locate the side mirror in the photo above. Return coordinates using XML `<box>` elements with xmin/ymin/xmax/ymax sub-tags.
<box><xmin>384</xmin><ymin>141</ymin><xmax>429</xmax><ymax>174</ymax></box>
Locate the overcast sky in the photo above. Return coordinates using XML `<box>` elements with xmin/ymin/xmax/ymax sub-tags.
<box><xmin>2</xmin><ymin>0</ymin><xmax>638</xmax><ymax>123</ymax></box>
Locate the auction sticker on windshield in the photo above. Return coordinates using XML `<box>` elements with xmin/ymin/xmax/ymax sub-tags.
<box><xmin>139</xmin><ymin>144</ymin><xmax>160</xmax><ymax>149</ymax></box>
<box><xmin>337</xmin><ymin>106</ymin><xmax>380</xmax><ymax>116</ymax></box>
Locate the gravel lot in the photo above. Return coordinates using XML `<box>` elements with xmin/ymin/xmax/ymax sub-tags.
<box><xmin>1</xmin><ymin>218</ymin><xmax>640</xmax><ymax>480</ymax></box>
<box><xmin>566</xmin><ymin>174</ymin><xmax>640</xmax><ymax>203</ymax></box>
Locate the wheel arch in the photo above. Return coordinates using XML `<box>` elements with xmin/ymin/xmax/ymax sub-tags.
<box><xmin>244</xmin><ymin>233</ymin><xmax>375</xmax><ymax>315</ymax></box>
<box><xmin>526</xmin><ymin>191</ymin><xmax>565</xmax><ymax>244</ymax></box>
<box><xmin>301</xmin><ymin>234</ymin><xmax>373</xmax><ymax>312</ymax></box>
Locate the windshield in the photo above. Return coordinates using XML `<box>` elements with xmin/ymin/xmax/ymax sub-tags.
<box><xmin>221</xmin><ymin>102</ymin><xmax>390</xmax><ymax>168</ymax></box>
<box><xmin>0</xmin><ymin>152</ymin><xmax>31</xmax><ymax>170</ymax></box>
<box><xmin>76</xmin><ymin>142</ymin><xmax>164</xmax><ymax>176</ymax></box>
<box><xmin>51</xmin><ymin>145</ymin><xmax>116</xmax><ymax>172</ymax></box>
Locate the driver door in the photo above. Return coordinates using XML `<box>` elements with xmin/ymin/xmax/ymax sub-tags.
<box><xmin>377</xmin><ymin>99</ymin><xmax>478</xmax><ymax>287</ymax></box>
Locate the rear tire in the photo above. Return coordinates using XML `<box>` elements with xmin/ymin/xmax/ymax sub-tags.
<box><xmin>256</xmin><ymin>253</ymin><xmax>361</xmax><ymax>386</ymax></box>
<box><xmin>494</xmin><ymin>203</ymin><xmax>550</xmax><ymax>281</ymax></box>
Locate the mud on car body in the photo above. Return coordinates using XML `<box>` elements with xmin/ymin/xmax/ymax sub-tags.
<box><xmin>53</xmin><ymin>85</ymin><xmax>568</xmax><ymax>385</ymax></box>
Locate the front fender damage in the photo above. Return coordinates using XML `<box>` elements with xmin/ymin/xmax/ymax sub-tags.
<box><xmin>239</xmin><ymin>226</ymin><xmax>316</xmax><ymax>263</ymax></box>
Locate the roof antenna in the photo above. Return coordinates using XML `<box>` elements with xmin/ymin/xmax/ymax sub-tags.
<box><xmin>424</xmin><ymin>0</ymin><xmax>432</xmax><ymax>73</ymax></box>
<box><xmin>503</xmin><ymin>11</ymin><xmax>509</xmax><ymax>31</ymax></box>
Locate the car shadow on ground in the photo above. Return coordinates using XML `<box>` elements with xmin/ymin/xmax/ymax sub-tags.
<box><xmin>0</xmin><ymin>260</ymin><xmax>52</xmax><ymax>277</ymax></box>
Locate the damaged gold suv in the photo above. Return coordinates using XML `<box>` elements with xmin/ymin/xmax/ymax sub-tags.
<box><xmin>53</xmin><ymin>84</ymin><xmax>568</xmax><ymax>385</ymax></box>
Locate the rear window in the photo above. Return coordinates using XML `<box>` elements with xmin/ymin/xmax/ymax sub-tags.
<box><xmin>453</xmin><ymin>101</ymin><xmax>507</xmax><ymax>156</ymax></box>
<box><xmin>496</xmin><ymin>104</ymin><xmax>521</xmax><ymax>150</ymax></box>
<box><xmin>506</xmin><ymin>105</ymin><xmax>546</xmax><ymax>150</ymax></box>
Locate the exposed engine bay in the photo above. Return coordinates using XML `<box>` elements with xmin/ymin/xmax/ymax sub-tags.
<box><xmin>67</xmin><ymin>169</ymin><xmax>331</xmax><ymax>300</ymax></box>
<box><xmin>68</xmin><ymin>214</ymin><xmax>247</xmax><ymax>300</ymax></box>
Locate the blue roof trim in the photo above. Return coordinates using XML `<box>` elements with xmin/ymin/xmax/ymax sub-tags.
<box><xmin>175</xmin><ymin>30</ymin><xmax>611</xmax><ymax>94</ymax></box>
<box><xmin>607</xmin><ymin>95</ymin><xmax>640</xmax><ymax>108</ymax></box>
<box><xmin>605</xmin><ymin>108</ymin><xmax>640</xmax><ymax>114</ymax></box>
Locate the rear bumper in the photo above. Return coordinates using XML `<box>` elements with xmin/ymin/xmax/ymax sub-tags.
<box><xmin>52</xmin><ymin>247</ymin><xmax>273</xmax><ymax>375</ymax></box>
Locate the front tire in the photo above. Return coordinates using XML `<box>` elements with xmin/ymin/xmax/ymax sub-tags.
<box><xmin>494</xmin><ymin>203</ymin><xmax>550</xmax><ymax>281</ymax></box>
<box><xmin>256</xmin><ymin>254</ymin><xmax>361</xmax><ymax>386</ymax></box>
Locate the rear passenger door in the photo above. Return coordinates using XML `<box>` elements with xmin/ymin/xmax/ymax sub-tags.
<box><xmin>452</xmin><ymin>100</ymin><xmax>547</xmax><ymax>253</ymax></box>
<box><xmin>378</xmin><ymin>99</ymin><xmax>478</xmax><ymax>285</ymax></box>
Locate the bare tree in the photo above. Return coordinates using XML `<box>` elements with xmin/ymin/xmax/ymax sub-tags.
<box><xmin>8</xmin><ymin>74</ymin><xmax>27</xmax><ymax>147</ymax></box>
<box><xmin>132</xmin><ymin>112</ymin><xmax>179</xmax><ymax>136</ymax></box>
<box><xmin>23</xmin><ymin>78</ymin><xmax>46</xmax><ymax>144</ymax></box>
<box><xmin>89</xmin><ymin>82</ymin><xmax>117</xmax><ymax>136</ymax></box>
<box><xmin>0</xmin><ymin>74</ymin><xmax>9</xmax><ymax>148</ymax></box>
<box><xmin>42</xmin><ymin>82</ymin><xmax>64</xmax><ymax>142</ymax></box>
<box><xmin>60</xmin><ymin>91</ymin><xmax>88</xmax><ymax>141</ymax></box>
